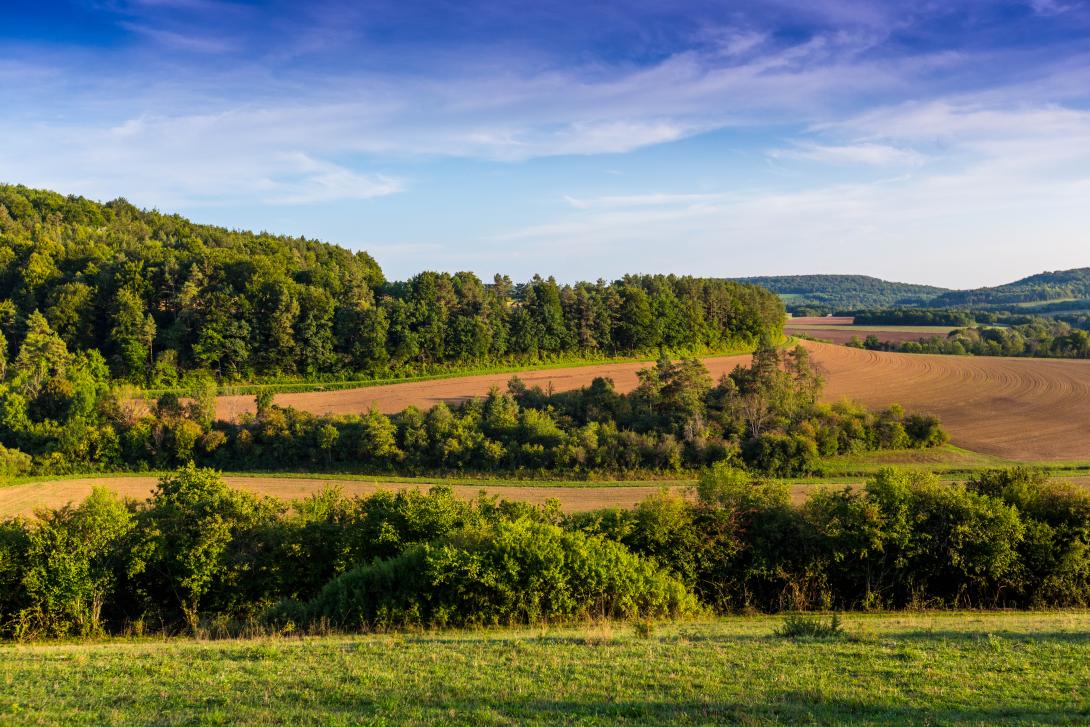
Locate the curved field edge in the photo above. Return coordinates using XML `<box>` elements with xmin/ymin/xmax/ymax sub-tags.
<box><xmin>2</xmin><ymin>612</ymin><xmax>1088</xmax><ymax>725</ymax></box>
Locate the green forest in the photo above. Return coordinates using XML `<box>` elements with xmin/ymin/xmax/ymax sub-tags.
<box><xmin>0</xmin><ymin>185</ymin><xmax>783</xmax><ymax>386</ymax></box>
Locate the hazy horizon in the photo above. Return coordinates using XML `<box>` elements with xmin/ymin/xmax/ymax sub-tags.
<box><xmin>3</xmin><ymin>1</ymin><xmax>1089</xmax><ymax>287</ymax></box>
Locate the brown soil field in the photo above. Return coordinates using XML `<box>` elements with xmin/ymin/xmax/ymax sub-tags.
<box><xmin>216</xmin><ymin>341</ymin><xmax>1090</xmax><ymax>461</ymax></box>
<box><xmin>0</xmin><ymin>476</ymin><xmax>703</xmax><ymax>519</ymax></box>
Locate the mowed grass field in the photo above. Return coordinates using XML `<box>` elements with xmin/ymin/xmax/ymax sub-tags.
<box><xmin>1</xmin><ymin>612</ymin><xmax>1087</xmax><ymax>725</ymax></box>
<box><xmin>213</xmin><ymin>341</ymin><xmax>1090</xmax><ymax>461</ymax></box>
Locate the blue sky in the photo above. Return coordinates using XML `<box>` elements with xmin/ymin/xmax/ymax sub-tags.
<box><xmin>2</xmin><ymin>1</ymin><xmax>1089</xmax><ymax>286</ymax></box>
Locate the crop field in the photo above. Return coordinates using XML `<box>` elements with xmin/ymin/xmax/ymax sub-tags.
<box><xmin>216</xmin><ymin>341</ymin><xmax>1090</xmax><ymax>462</ymax></box>
<box><xmin>2</xmin><ymin>612</ymin><xmax>1087</xmax><ymax>725</ymax></box>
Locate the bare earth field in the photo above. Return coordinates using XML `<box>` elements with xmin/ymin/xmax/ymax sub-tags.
<box><xmin>217</xmin><ymin>341</ymin><xmax>1090</xmax><ymax>462</ymax></box>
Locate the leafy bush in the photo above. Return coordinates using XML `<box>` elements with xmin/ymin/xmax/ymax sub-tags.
<box><xmin>293</xmin><ymin>519</ymin><xmax>700</xmax><ymax>630</ymax></box>
<box><xmin>11</xmin><ymin>488</ymin><xmax>133</xmax><ymax>637</ymax></box>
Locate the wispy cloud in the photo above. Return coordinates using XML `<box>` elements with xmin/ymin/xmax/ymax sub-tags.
<box><xmin>770</xmin><ymin>142</ymin><xmax>925</xmax><ymax>166</ymax></box>
<box><xmin>119</xmin><ymin>21</ymin><xmax>235</xmax><ymax>52</ymax></box>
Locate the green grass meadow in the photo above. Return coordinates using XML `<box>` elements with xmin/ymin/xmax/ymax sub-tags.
<box><xmin>1</xmin><ymin>612</ymin><xmax>1087</xmax><ymax>725</ymax></box>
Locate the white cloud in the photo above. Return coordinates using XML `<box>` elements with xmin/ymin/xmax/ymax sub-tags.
<box><xmin>770</xmin><ymin>142</ymin><xmax>925</xmax><ymax>166</ymax></box>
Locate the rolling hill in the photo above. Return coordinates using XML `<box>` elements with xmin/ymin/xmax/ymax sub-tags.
<box><xmin>740</xmin><ymin>270</ymin><xmax>1090</xmax><ymax>313</ymax></box>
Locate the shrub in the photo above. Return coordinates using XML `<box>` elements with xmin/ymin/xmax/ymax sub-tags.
<box><xmin>128</xmin><ymin>465</ymin><xmax>283</xmax><ymax>630</ymax></box>
<box><xmin>13</xmin><ymin>488</ymin><xmax>134</xmax><ymax>637</ymax></box>
<box><xmin>775</xmin><ymin>613</ymin><xmax>843</xmax><ymax>639</ymax></box>
<box><xmin>0</xmin><ymin>443</ymin><xmax>31</xmax><ymax>481</ymax></box>
<box><xmin>293</xmin><ymin>519</ymin><xmax>699</xmax><ymax>630</ymax></box>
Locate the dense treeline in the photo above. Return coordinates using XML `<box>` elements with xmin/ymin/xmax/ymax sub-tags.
<box><xmin>851</xmin><ymin>320</ymin><xmax>1090</xmax><ymax>359</ymax></box>
<box><xmin>1</xmin><ymin>464</ymin><xmax>1086</xmax><ymax>638</ymax></box>
<box><xmin>842</xmin><ymin>308</ymin><xmax>975</xmax><ymax>326</ymax></box>
<box><xmin>0</xmin><ymin>185</ymin><xmax>783</xmax><ymax>385</ymax></box>
<box><xmin>0</xmin><ymin>326</ymin><xmax>945</xmax><ymax>478</ymax></box>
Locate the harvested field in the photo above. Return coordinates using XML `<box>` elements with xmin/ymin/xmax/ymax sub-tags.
<box><xmin>215</xmin><ymin>341</ymin><xmax>1090</xmax><ymax>461</ymax></box>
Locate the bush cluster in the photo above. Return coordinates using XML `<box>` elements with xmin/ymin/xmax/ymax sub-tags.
<box><xmin>0</xmin><ymin>329</ymin><xmax>946</xmax><ymax>478</ymax></box>
<box><xmin>1</xmin><ymin>464</ymin><xmax>1086</xmax><ymax>639</ymax></box>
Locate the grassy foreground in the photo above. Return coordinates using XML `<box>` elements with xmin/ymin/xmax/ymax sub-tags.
<box><xmin>1</xmin><ymin>612</ymin><xmax>1088</xmax><ymax>725</ymax></box>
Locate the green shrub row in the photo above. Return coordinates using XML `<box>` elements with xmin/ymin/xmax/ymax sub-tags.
<box><xmin>1</xmin><ymin>463</ymin><xmax>1088</xmax><ymax>638</ymax></box>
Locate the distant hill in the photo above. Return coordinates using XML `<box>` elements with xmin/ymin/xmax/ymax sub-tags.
<box><xmin>738</xmin><ymin>270</ymin><xmax>1090</xmax><ymax>314</ymax></box>
<box><xmin>930</xmin><ymin>268</ymin><xmax>1090</xmax><ymax>308</ymax></box>
<box><xmin>734</xmin><ymin>275</ymin><xmax>949</xmax><ymax>311</ymax></box>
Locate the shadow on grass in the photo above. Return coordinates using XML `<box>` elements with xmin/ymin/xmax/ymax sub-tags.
<box><xmin>394</xmin><ymin>627</ymin><xmax>1090</xmax><ymax>648</ymax></box>
<box><xmin>878</xmin><ymin>629</ymin><xmax>1090</xmax><ymax>645</ymax></box>
<box><xmin>253</xmin><ymin>693</ymin><xmax>1090</xmax><ymax>726</ymax></box>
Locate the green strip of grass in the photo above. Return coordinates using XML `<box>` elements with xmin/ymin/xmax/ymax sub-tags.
<box><xmin>2</xmin><ymin>611</ymin><xmax>1087</xmax><ymax>725</ymax></box>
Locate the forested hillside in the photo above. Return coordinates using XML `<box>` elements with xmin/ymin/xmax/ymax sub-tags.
<box><xmin>930</xmin><ymin>268</ymin><xmax>1090</xmax><ymax>308</ymax></box>
<box><xmin>735</xmin><ymin>274</ymin><xmax>948</xmax><ymax>311</ymax></box>
<box><xmin>0</xmin><ymin>185</ymin><xmax>784</xmax><ymax>385</ymax></box>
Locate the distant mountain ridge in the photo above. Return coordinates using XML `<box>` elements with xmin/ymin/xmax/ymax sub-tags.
<box><xmin>737</xmin><ymin>269</ymin><xmax>1090</xmax><ymax>313</ymax></box>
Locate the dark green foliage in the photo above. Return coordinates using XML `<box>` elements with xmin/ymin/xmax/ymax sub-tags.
<box><xmin>295</xmin><ymin>519</ymin><xmax>699</xmax><ymax>630</ymax></box>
